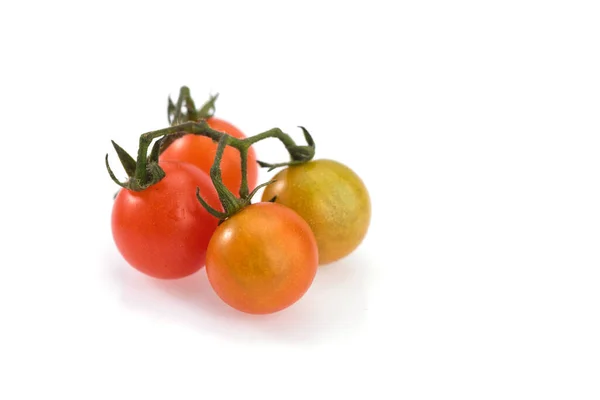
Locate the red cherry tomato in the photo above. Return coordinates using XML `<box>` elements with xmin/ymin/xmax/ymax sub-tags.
<box><xmin>206</xmin><ymin>202</ymin><xmax>318</xmax><ymax>314</ymax></box>
<box><xmin>159</xmin><ymin>117</ymin><xmax>258</xmax><ymax>195</ymax></box>
<box><xmin>111</xmin><ymin>161</ymin><xmax>221</xmax><ymax>279</ymax></box>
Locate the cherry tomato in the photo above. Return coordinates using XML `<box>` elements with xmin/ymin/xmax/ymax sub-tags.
<box><xmin>159</xmin><ymin>117</ymin><xmax>258</xmax><ymax>195</ymax></box>
<box><xmin>112</xmin><ymin>161</ymin><xmax>221</xmax><ymax>279</ymax></box>
<box><xmin>262</xmin><ymin>159</ymin><xmax>370</xmax><ymax>265</ymax></box>
<box><xmin>206</xmin><ymin>202</ymin><xmax>318</xmax><ymax>314</ymax></box>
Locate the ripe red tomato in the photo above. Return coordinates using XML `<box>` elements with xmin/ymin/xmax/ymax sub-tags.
<box><xmin>159</xmin><ymin>117</ymin><xmax>258</xmax><ymax>195</ymax></box>
<box><xmin>206</xmin><ymin>202</ymin><xmax>318</xmax><ymax>314</ymax></box>
<box><xmin>111</xmin><ymin>161</ymin><xmax>221</xmax><ymax>279</ymax></box>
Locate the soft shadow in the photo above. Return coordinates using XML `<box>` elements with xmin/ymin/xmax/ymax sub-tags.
<box><xmin>105</xmin><ymin>250</ymin><xmax>369</xmax><ymax>344</ymax></box>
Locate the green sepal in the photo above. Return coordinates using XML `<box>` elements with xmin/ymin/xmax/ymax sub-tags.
<box><xmin>197</xmin><ymin>93</ymin><xmax>219</xmax><ymax>119</ymax></box>
<box><xmin>196</xmin><ymin>187</ymin><xmax>227</xmax><ymax>219</ymax></box>
<box><xmin>300</xmin><ymin>126</ymin><xmax>315</xmax><ymax>147</ymax></box>
<box><xmin>257</xmin><ymin>160</ymin><xmax>279</xmax><ymax>172</ymax></box>
<box><xmin>246</xmin><ymin>179</ymin><xmax>276</xmax><ymax>204</ymax></box>
<box><xmin>111</xmin><ymin>140</ymin><xmax>137</xmax><ymax>177</ymax></box>
<box><xmin>167</xmin><ymin>96</ymin><xmax>176</xmax><ymax>124</ymax></box>
<box><xmin>185</xmin><ymin>94</ymin><xmax>199</xmax><ymax>122</ymax></box>
<box><xmin>257</xmin><ymin>159</ymin><xmax>306</xmax><ymax>172</ymax></box>
<box><xmin>107</xmin><ymin>137</ymin><xmax>166</xmax><ymax>192</ymax></box>
<box><xmin>287</xmin><ymin>126</ymin><xmax>315</xmax><ymax>162</ymax></box>
<box><xmin>105</xmin><ymin>154</ymin><xmax>127</xmax><ymax>188</ymax></box>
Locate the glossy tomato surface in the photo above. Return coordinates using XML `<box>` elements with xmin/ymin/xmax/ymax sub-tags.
<box><xmin>159</xmin><ymin>117</ymin><xmax>258</xmax><ymax>195</ymax></box>
<box><xmin>262</xmin><ymin>159</ymin><xmax>371</xmax><ymax>265</ymax></box>
<box><xmin>112</xmin><ymin>161</ymin><xmax>221</xmax><ymax>279</ymax></box>
<box><xmin>206</xmin><ymin>202</ymin><xmax>318</xmax><ymax>314</ymax></box>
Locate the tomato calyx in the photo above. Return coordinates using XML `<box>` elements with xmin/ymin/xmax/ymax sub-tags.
<box><xmin>168</xmin><ymin>86</ymin><xmax>218</xmax><ymax>125</ymax></box>
<box><xmin>256</xmin><ymin>126</ymin><xmax>316</xmax><ymax>171</ymax></box>
<box><xmin>105</xmin><ymin>138</ymin><xmax>166</xmax><ymax>191</ymax></box>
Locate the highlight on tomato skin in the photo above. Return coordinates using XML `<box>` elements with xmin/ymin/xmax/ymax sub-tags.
<box><xmin>205</xmin><ymin>202</ymin><xmax>319</xmax><ymax>314</ymax></box>
<box><xmin>111</xmin><ymin>161</ymin><xmax>221</xmax><ymax>279</ymax></box>
<box><xmin>261</xmin><ymin>159</ymin><xmax>371</xmax><ymax>265</ymax></box>
<box><xmin>160</xmin><ymin>117</ymin><xmax>258</xmax><ymax>195</ymax></box>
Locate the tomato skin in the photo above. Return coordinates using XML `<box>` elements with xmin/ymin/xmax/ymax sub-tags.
<box><xmin>111</xmin><ymin>161</ymin><xmax>221</xmax><ymax>279</ymax></box>
<box><xmin>261</xmin><ymin>159</ymin><xmax>371</xmax><ymax>265</ymax></box>
<box><xmin>159</xmin><ymin>117</ymin><xmax>258</xmax><ymax>195</ymax></box>
<box><xmin>206</xmin><ymin>203</ymin><xmax>318</xmax><ymax>314</ymax></box>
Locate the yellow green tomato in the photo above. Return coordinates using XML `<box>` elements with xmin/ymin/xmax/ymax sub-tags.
<box><xmin>262</xmin><ymin>159</ymin><xmax>371</xmax><ymax>265</ymax></box>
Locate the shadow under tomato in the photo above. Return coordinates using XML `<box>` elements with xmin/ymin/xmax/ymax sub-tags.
<box><xmin>107</xmin><ymin>250</ymin><xmax>369</xmax><ymax>344</ymax></box>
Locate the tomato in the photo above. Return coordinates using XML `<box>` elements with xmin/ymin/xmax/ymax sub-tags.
<box><xmin>261</xmin><ymin>159</ymin><xmax>370</xmax><ymax>265</ymax></box>
<box><xmin>206</xmin><ymin>202</ymin><xmax>318</xmax><ymax>314</ymax></box>
<box><xmin>112</xmin><ymin>161</ymin><xmax>221</xmax><ymax>279</ymax></box>
<box><xmin>159</xmin><ymin>117</ymin><xmax>258</xmax><ymax>195</ymax></box>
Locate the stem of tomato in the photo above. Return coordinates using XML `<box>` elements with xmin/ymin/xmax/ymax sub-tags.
<box><xmin>244</xmin><ymin>128</ymin><xmax>297</xmax><ymax>148</ymax></box>
<box><xmin>238</xmin><ymin>147</ymin><xmax>250</xmax><ymax>198</ymax></box>
<box><xmin>210</xmin><ymin>135</ymin><xmax>244</xmax><ymax>214</ymax></box>
<box><xmin>196</xmin><ymin>135</ymin><xmax>277</xmax><ymax>221</ymax></box>
<box><xmin>119</xmin><ymin>119</ymin><xmax>314</xmax><ymax>193</ymax></box>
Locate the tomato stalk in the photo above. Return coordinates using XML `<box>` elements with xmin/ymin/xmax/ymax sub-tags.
<box><xmin>195</xmin><ymin>135</ymin><xmax>275</xmax><ymax>220</ymax></box>
<box><xmin>106</xmin><ymin>120</ymin><xmax>315</xmax><ymax>195</ymax></box>
<box><xmin>251</xmin><ymin>126</ymin><xmax>315</xmax><ymax>171</ymax></box>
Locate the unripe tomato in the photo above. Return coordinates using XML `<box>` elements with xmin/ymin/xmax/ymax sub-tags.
<box><xmin>262</xmin><ymin>159</ymin><xmax>370</xmax><ymax>265</ymax></box>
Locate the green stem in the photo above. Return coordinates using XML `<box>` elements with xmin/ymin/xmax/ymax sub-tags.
<box><xmin>244</xmin><ymin>128</ymin><xmax>296</xmax><ymax>148</ymax></box>
<box><xmin>238</xmin><ymin>146</ymin><xmax>249</xmax><ymax>198</ymax></box>
<box><xmin>110</xmin><ymin>119</ymin><xmax>315</xmax><ymax>219</ymax></box>
<box><xmin>210</xmin><ymin>135</ymin><xmax>243</xmax><ymax>214</ymax></box>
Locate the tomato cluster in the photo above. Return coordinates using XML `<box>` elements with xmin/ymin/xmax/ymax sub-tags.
<box><xmin>107</xmin><ymin>87</ymin><xmax>371</xmax><ymax>314</ymax></box>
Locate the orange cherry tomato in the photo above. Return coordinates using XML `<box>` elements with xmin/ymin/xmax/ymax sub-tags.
<box><xmin>111</xmin><ymin>161</ymin><xmax>221</xmax><ymax>279</ymax></box>
<box><xmin>206</xmin><ymin>202</ymin><xmax>318</xmax><ymax>314</ymax></box>
<box><xmin>159</xmin><ymin>117</ymin><xmax>258</xmax><ymax>195</ymax></box>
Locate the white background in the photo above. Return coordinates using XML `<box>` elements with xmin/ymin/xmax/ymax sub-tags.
<box><xmin>0</xmin><ymin>1</ymin><xmax>599</xmax><ymax>399</ymax></box>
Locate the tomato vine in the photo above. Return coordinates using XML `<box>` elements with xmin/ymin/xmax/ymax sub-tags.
<box><xmin>106</xmin><ymin>107</ymin><xmax>316</xmax><ymax>220</ymax></box>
